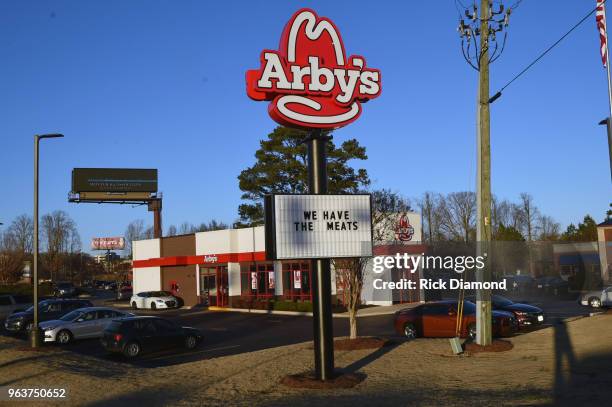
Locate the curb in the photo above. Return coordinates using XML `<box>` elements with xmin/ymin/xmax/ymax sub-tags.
<box><xmin>207</xmin><ymin>306</ymin><xmax>398</xmax><ymax>318</ymax></box>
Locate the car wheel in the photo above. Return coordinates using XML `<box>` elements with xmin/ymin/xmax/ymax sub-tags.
<box><xmin>123</xmin><ymin>341</ymin><xmax>141</xmax><ymax>358</ymax></box>
<box><xmin>589</xmin><ymin>297</ymin><xmax>602</xmax><ymax>308</ymax></box>
<box><xmin>131</xmin><ymin>302</ymin><xmax>138</xmax><ymax>310</ymax></box>
<box><xmin>185</xmin><ymin>335</ymin><xmax>198</xmax><ymax>349</ymax></box>
<box><xmin>467</xmin><ymin>323</ymin><xmax>476</xmax><ymax>340</ymax></box>
<box><xmin>403</xmin><ymin>323</ymin><xmax>417</xmax><ymax>339</ymax></box>
<box><xmin>57</xmin><ymin>329</ymin><xmax>73</xmax><ymax>345</ymax></box>
<box><xmin>150</xmin><ymin>302</ymin><xmax>156</xmax><ymax>310</ymax></box>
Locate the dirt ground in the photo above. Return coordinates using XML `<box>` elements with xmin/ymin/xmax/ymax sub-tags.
<box><xmin>0</xmin><ymin>314</ymin><xmax>610</xmax><ymax>407</ymax></box>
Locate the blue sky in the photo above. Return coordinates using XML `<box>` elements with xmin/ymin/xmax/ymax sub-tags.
<box><xmin>0</xmin><ymin>0</ymin><xmax>610</xmax><ymax>251</ymax></box>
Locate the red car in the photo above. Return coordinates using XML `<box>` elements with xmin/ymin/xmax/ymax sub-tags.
<box><xmin>394</xmin><ymin>300</ymin><xmax>517</xmax><ymax>339</ymax></box>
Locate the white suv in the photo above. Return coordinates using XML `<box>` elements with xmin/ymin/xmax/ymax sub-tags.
<box><xmin>130</xmin><ymin>291</ymin><xmax>178</xmax><ymax>310</ymax></box>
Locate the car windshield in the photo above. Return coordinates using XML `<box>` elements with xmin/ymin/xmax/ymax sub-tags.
<box><xmin>60</xmin><ymin>310</ymin><xmax>84</xmax><ymax>321</ymax></box>
<box><xmin>57</xmin><ymin>283</ymin><xmax>72</xmax><ymax>288</ymax></box>
<box><xmin>492</xmin><ymin>295</ymin><xmax>513</xmax><ymax>307</ymax></box>
<box><xmin>150</xmin><ymin>291</ymin><xmax>171</xmax><ymax>297</ymax></box>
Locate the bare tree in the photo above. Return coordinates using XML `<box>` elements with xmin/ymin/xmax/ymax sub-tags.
<box><xmin>40</xmin><ymin>210</ymin><xmax>81</xmax><ymax>281</ymax></box>
<box><xmin>335</xmin><ymin>189</ymin><xmax>411</xmax><ymax>339</ymax></box>
<box><xmin>509</xmin><ymin>203</ymin><xmax>525</xmax><ymax>231</ymax></box>
<box><xmin>124</xmin><ymin>220</ymin><xmax>146</xmax><ymax>258</ymax></box>
<box><xmin>519</xmin><ymin>193</ymin><xmax>540</xmax><ymax>242</ymax></box>
<box><xmin>166</xmin><ymin>225</ymin><xmax>178</xmax><ymax>236</ymax></box>
<box><xmin>537</xmin><ymin>215</ymin><xmax>560</xmax><ymax>241</ymax></box>
<box><xmin>491</xmin><ymin>197</ymin><xmax>513</xmax><ymax>237</ymax></box>
<box><xmin>179</xmin><ymin>222</ymin><xmax>194</xmax><ymax>235</ymax></box>
<box><xmin>438</xmin><ymin>191</ymin><xmax>476</xmax><ymax>242</ymax></box>
<box><xmin>0</xmin><ymin>230</ymin><xmax>26</xmax><ymax>284</ymax></box>
<box><xmin>418</xmin><ymin>192</ymin><xmax>442</xmax><ymax>243</ymax></box>
<box><xmin>7</xmin><ymin>214</ymin><xmax>33</xmax><ymax>254</ymax></box>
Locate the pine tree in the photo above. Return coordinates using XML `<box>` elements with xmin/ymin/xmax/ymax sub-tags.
<box><xmin>236</xmin><ymin>126</ymin><xmax>370</xmax><ymax>226</ymax></box>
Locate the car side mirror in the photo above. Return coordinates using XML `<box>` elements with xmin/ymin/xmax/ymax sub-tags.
<box><xmin>76</xmin><ymin>318</ymin><xmax>85</xmax><ymax>323</ymax></box>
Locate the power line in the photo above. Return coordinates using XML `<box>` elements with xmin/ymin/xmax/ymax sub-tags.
<box><xmin>489</xmin><ymin>0</ymin><xmax>607</xmax><ymax>103</ymax></box>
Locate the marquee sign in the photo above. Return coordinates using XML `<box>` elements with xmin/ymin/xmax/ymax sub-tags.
<box><xmin>264</xmin><ymin>194</ymin><xmax>373</xmax><ymax>260</ymax></box>
<box><xmin>246</xmin><ymin>8</ymin><xmax>381</xmax><ymax>129</ymax></box>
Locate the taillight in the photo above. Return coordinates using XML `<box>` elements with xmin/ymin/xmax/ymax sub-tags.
<box><xmin>113</xmin><ymin>333</ymin><xmax>123</xmax><ymax>342</ymax></box>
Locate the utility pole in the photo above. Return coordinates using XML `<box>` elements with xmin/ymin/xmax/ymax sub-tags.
<box><xmin>458</xmin><ymin>0</ymin><xmax>512</xmax><ymax>346</ymax></box>
<box><xmin>476</xmin><ymin>0</ymin><xmax>493</xmax><ymax>346</ymax></box>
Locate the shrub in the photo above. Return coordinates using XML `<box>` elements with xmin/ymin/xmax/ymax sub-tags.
<box><xmin>0</xmin><ymin>283</ymin><xmax>53</xmax><ymax>297</ymax></box>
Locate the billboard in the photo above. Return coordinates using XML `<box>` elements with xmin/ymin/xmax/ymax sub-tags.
<box><xmin>91</xmin><ymin>237</ymin><xmax>125</xmax><ymax>250</ymax></box>
<box><xmin>72</xmin><ymin>168</ymin><xmax>157</xmax><ymax>193</ymax></box>
<box><xmin>264</xmin><ymin>194</ymin><xmax>372</xmax><ymax>260</ymax></box>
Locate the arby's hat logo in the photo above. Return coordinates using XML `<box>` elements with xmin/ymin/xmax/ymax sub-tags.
<box><xmin>246</xmin><ymin>8</ymin><xmax>381</xmax><ymax>129</ymax></box>
<box><xmin>395</xmin><ymin>214</ymin><xmax>414</xmax><ymax>242</ymax></box>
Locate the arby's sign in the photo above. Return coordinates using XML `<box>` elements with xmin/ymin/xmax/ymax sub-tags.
<box><xmin>246</xmin><ymin>8</ymin><xmax>381</xmax><ymax>129</ymax></box>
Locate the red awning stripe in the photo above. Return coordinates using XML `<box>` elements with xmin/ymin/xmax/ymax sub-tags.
<box><xmin>133</xmin><ymin>251</ymin><xmax>267</xmax><ymax>268</ymax></box>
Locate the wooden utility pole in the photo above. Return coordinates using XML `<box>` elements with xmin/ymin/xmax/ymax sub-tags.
<box><xmin>476</xmin><ymin>0</ymin><xmax>493</xmax><ymax>346</ymax></box>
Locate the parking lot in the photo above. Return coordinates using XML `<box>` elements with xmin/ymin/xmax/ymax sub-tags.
<box><xmin>1</xmin><ymin>289</ymin><xmax>593</xmax><ymax>369</ymax></box>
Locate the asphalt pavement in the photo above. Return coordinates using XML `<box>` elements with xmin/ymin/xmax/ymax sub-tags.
<box><xmin>1</xmin><ymin>289</ymin><xmax>593</xmax><ymax>369</ymax></box>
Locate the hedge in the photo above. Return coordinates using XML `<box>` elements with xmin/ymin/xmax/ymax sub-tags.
<box><xmin>0</xmin><ymin>283</ymin><xmax>54</xmax><ymax>297</ymax></box>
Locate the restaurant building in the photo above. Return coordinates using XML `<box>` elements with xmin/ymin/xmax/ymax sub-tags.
<box><xmin>132</xmin><ymin>227</ymin><xmax>333</xmax><ymax>308</ymax></box>
<box><xmin>132</xmin><ymin>213</ymin><xmax>424</xmax><ymax>308</ymax></box>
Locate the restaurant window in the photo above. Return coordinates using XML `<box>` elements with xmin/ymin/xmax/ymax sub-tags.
<box><xmin>241</xmin><ymin>263</ymin><xmax>275</xmax><ymax>298</ymax></box>
<box><xmin>282</xmin><ymin>262</ymin><xmax>311</xmax><ymax>301</ymax></box>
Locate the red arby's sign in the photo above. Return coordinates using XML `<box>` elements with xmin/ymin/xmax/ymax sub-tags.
<box><xmin>246</xmin><ymin>8</ymin><xmax>381</xmax><ymax>129</ymax></box>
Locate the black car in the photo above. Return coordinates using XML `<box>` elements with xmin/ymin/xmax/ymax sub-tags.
<box><xmin>101</xmin><ymin>316</ymin><xmax>203</xmax><ymax>358</ymax></box>
<box><xmin>54</xmin><ymin>282</ymin><xmax>77</xmax><ymax>298</ymax></box>
<box><xmin>467</xmin><ymin>294</ymin><xmax>544</xmax><ymax>329</ymax></box>
<box><xmin>3</xmin><ymin>299</ymin><xmax>93</xmax><ymax>334</ymax></box>
<box><xmin>534</xmin><ymin>276</ymin><xmax>569</xmax><ymax>297</ymax></box>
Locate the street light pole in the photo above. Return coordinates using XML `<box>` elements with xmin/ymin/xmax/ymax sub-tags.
<box><xmin>31</xmin><ymin>133</ymin><xmax>64</xmax><ymax>348</ymax></box>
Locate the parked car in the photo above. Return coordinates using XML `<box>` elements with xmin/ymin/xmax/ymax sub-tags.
<box><xmin>502</xmin><ymin>275</ymin><xmax>535</xmax><ymax>293</ymax></box>
<box><xmin>130</xmin><ymin>291</ymin><xmax>178</xmax><ymax>310</ymax></box>
<box><xmin>0</xmin><ymin>294</ymin><xmax>32</xmax><ymax>321</ymax></box>
<box><xmin>39</xmin><ymin>307</ymin><xmax>133</xmax><ymax>344</ymax></box>
<box><xmin>101</xmin><ymin>316</ymin><xmax>203</xmax><ymax>358</ymax></box>
<box><xmin>466</xmin><ymin>294</ymin><xmax>544</xmax><ymax>329</ymax></box>
<box><xmin>54</xmin><ymin>282</ymin><xmax>77</xmax><ymax>298</ymax></box>
<box><xmin>580</xmin><ymin>286</ymin><xmax>612</xmax><ymax>308</ymax></box>
<box><xmin>3</xmin><ymin>299</ymin><xmax>93</xmax><ymax>334</ymax></box>
<box><xmin>117</xmin><ymin>287</ymin><xmax>133</xmax><ymax>301</ymax></box>
<box><xmin>534</xmin><ymin>276</ymin><xmax>569</xmax><ymax>297</ymax></box>
<box><xmin>394</xmin><ymin>300</ymin><xmax>517</xmax><ymax>339</ymax></box>
<box><xmin>101</xmin><ymin>281</ymin><xmax>117</xmax><ymax>291</ymax></box>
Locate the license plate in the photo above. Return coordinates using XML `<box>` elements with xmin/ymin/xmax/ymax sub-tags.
<box><xmin>537</xmin><ymin>315</ymin><xmax>544</xmax><ymax>322</ymax></box>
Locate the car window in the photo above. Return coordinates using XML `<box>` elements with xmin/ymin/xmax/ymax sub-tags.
<box><xmin>60</xmin><ymin>310</ymin><xmax>83</xmax><ymax>321</ymax></box>
<box><xmin>422</xmin><ymin>305</ymin><xmax>448</xmax><ymax>316</ymax></box>
<box><xmin>0</xmin><ymin>296</ymin><xmax>12</xmax><ymax>306</ymax></box>
<box><xmin>134</xmin><ymin>320</ymin><xmax>157</xmax><ymax>334</ymax></box>
<box><xmin>154</xmin><ymin>319</ymin><xmax>178</xmax><ymax>331</ymax></box>
<box><xmin>97</xmin><ymin>310</ymin><xmax>115</xmax><ymax>319</ymax></box>
<box><xmin>62</xmin><ymin>302</ymin><xmax>78</xmax><ymax>311</ymax></box>
<box><xmin>138</xmin><ymin>293</ymin><xmax>147</xmax><ymax>298</ymax></box>
<box><xmin>45</xmin><ymin>303</ymin><xmax>62</xmax><ymax>313</ymax></box>
<box><xmin>83</xmin><ymin>311</ymin><xmax>97</xmax><ymax>321</ymax></box>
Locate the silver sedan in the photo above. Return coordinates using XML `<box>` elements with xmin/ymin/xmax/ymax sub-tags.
<box><xmin>580</xmin><ymin>286</ymin><xmax>612</xmax><ymax>308</ymax></box>
<box><xmin>40</xmin><ymin>307</ymin><xmax>133</xmax><ymax>344</ymax></box>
